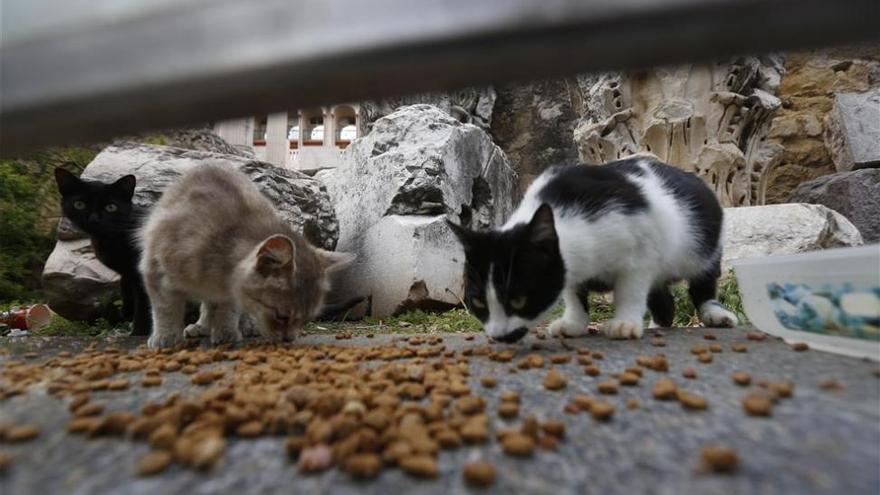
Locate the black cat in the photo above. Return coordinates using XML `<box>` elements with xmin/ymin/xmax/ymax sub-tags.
<box><xmin>54</xmin><ymin>168</ymin><xmax>151</xmax><ymax>335</ymax></box>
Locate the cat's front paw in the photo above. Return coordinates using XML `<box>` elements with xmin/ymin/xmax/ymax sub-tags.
<box><xmin>602</xmin><ymin>319</ymin><xmax>644</xmax><ymax>339</ymax></box>
<box><xmin>210</xmin><ymin>327</ymin><xmax>243</xmax><ymax>346</ymax></box>
<box><xmin>147</xmin><ymin>331</ymin><xmax>184</xmax><ymax>349</ymax></box>
<box><xmin>699</xmin><ymin>301</ymin><xmax>739</xmax><ymax>328</ymax></box>
<box><xmin>548</xmin><ymin>317</ymin><xmax>589</xmax><ymax>338</ymax></box>
<box><xmin>184</xmin><ymin>323</ymin><xmax>209</xmax><ymax>339</ymax></box>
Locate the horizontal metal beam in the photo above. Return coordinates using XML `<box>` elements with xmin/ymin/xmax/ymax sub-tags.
<box><xmin>2</xmin><ymin>0</ymin><xmax>878</xmax><ymax>152</ymax></box>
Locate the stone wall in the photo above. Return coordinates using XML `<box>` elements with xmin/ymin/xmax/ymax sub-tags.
<box><xmin>762</xmin><ymin>46</ymin><xmax>880</xmax><ymax>203</ymax></box>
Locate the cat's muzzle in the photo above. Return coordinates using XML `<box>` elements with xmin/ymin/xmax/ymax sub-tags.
<box><xmin>492</xmin><ymin>327</ymin><xmax>528</xmax><ymax>343</ymax></box>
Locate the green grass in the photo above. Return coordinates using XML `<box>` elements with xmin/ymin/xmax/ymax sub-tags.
<box><xmin>31</xmin><ymin>315</ymin><xmax>125</xmax><ymax>337</ymax></box>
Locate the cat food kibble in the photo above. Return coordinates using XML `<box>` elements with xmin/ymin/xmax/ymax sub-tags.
<box><xmin>5</xmin><ymin>424</ymin><xmax>40</xmax><ymax>442</ymax></box>
<box><xmin>677</xmin><ymin>390</ymin><xmax>708</xmax><ymax>410</ymax></box>
<box><xmin>137</xmin><ymin>451</ymin><xmax>172</xmax><ymax>476</ymax></box>
<box><xmin>463</xmin><ymin>461</ymin><xmax>496</xmax><ymax>487</ymax></box>
<box><xmin>626</xmin><ymin>398</ymin><xmax>640</xmax><ymax>410</ymax></box>
<box><xmin>700</xmin><ymin>445</ymin><xmax>740</xmax><ymax>473</ymax></box>
<box><xmin>619</xmin><ymin>372</ymin><xmax>640</xmax><ymax>386</ymax></box>
<box><xmin>731</xmin><ymin>344</ymin><xmax>748</xmax><ymax>353</ymax></box>
<box><xmin>742</xmin><ymin>393</ymin><xmax>773</xmax><ymax>416</ymax></box>
<box><xmin>791</xmin><ymin>342</ymin><xmax>810</xmax><ymax>352</ymax></box>
<box><xmin>746</xmin><ymin>330</ymin><xmax>766</xmax><ymax>341</ymax></box>
<box><xmin>0</xmin><ymin>452</ymin><xmax>10</xmax><ymax>472</ymax></box>
<box><xmin>731</xmin><ymin>372</ymin><xmax>751</xmax><ymax>386</ymax></box>
<box><xmin>480</xmin><ymin>376</ymin><xmax>497</xmax><ymax>388</ymax></box>
<box><xmin>344</xmin><ymin>453</ymin><xmax>381</xmax><ymax>479</ymax></box>
<box><xmin>682</xmin><ymin>368</ymin><xmax>698</xmax><ymax>379</ymax></box>
<box><xmin>597</xmin><ymin>380</ymin><xmax>619</xmax><ymax>394</ymax></box>
<box><xmin>400</xmin><ymin>455</ymin><xmax>439</xmax><ymax>478</ymax></box>
<box><xmin>590</xmin><ymin>401</ymin><xmax>615</xmax><ymax>421</ymax></box>
<box><xmin>697</xmin><ymin>353</ymin><xmax>713</xmax><ymax>364</ymax></box>
<box><xmin>652</xmin><ymin>378</ymin><xmax>678</xmax><ymax>400</ymax></box>
<box><xmin>584</xmin><ymin>364</ymin><xmax>601</xmax><ymax>376</ymax></box>
<box><xmin>708</xmin><ymin>344</ymin><xmax>722</xmax><ymax>353</ymax></box>
<box><xmin>769</xmin><ymin>381</ymin><xmax>794</xmax><ymax>398</ymax></box>
<box><xmin>543</xmin><ymin>369</ymin><xmax>567</xmax><ymax>390</ymax></box>
<box><xmin>541</xmin><ymin>420</ymin><xmax>566</xmax><ymax>438</ymax></box>
<box><xmin>502</xmin><ymin>433</ymin><xmax>535</xmax><ymax>456</ymax></box>
<box><xmin>498</xmin><ymin>402</ymin><xmax>519</xmax><ymax>419</ymax></box>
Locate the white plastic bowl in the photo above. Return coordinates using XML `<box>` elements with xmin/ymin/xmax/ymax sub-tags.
<box><xmin>733</xmin><ymin>244</ymin><xmax>880</xmax><ymax>360</ymax></box>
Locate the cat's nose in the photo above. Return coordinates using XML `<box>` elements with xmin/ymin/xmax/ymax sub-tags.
<box><xmin>493</xmin><ymin>327</ymin><xmax>528</xmax><ymax>343</ymax></box>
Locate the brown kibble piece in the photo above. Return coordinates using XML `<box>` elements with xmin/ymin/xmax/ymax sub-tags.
<box><xmin>67</xmin><ymin>417</ymin><xmax>100</xmax><ymax>434</ymax></box>
<box><xmin>682</xmin><ymin>368</ymin><xmax>697</xmax><ymax>379</ymax></box>
<box><xmin>677</xmin><ymin>390</ymin><xmax>708</xmax><ymax>410</ymax></box>
<box><xmin>690</xmin><ymin>345</ymin><xmax>708</xmax><ymax>355</ymax></box>
<box><xmin>626</xmin><ymin>398</ymin><xmax>640</xmax><ymax>410</ymax></box>
<box><xmin>480</xmin><ymin>376</ymin><xmax>497</xmax><ymax>388</ymax></box>
<box><xmin>463</xmin><ymin>461</ymin><xmax>496</xmax><ymax>487</ymax></box>
<box><xmin>590</xmin><ymin>401</ymin><xmax>615</xmax><ymax>421</ymax></box>
<box><xmin>75</xmin><ymin>402</ymin><xmax>105</xmax><ymax>417</ymax></box>
<box><xmin>742</xmin><ymin>393</ymin><xmax>773</xmax><ymax>417</ymax></box>
<box><xmin>597</xmin><ymin>380</ymin><xmax>618</xmax><ymax>394</ymax></box>
<box><xmin>0</xmin><ymin>452</ymin><xmax>9</xmax><ymax>472</ymax></box>
<box><xmin>108</xmin><ymin>379</ymin><xmax>130</xmax><ymax>391</ymax></box>
<box><xmin>541</xmin><ymin>420</ymin><xmax>565</xmax><ymax>438</ymax></box>
<box><xmin>652</xmin><ymin>378</ymin><xmax>677</xmax><ymax>400</ymax></box>
<box><xmin>700</xmin><ymin>445</ymin><xmax>740</xmax><ymax>473</ymax></box>
<box><xmin>651</xmin><ymin>338</ymin><xmax>666</xmax><ymax>347</ymax></box>
<box><xmin>731</xmin><ymin>372</ymin><xmax>751</xmax><ymax>386</ymax></box>
<box><xmin>149</xmin><ymin>423</ymin><xmax>177</xmax><ymax>450</ymax></box>
<box><xmin>731</xmin><ymin>344</ymin><xmax>747</xmax><ymax>353</ymax></box>
<box><xmin>619</xmin><ymin>372</ymin><xmax>640</xmax><ymax>386</ymax></box>
<box><xmin>550</xmin><ymin>353</ymin><xmax>571</xmax><ymax>364</ymax></box>
<box><xmin>236</xmin><ymin>420</ymin><xmax>263</xmax><ymax>437</ymax></box>
<box><xmin>502</xmin><ymin>433</ymin><xmax>534</xmax><ymax>456</ymax></box>
<box><xmin>499</xmin><ymin>391</ymin><xmax>520</xmax><ymax>403</ymax></box>
<box><xmin>344</xmin><ymin>453</ymin><xmax>381</xmax><ymax>479</ymax></box>
<box><xmin>791</xmin><ymin>342</ymin><xmax>809</xmax><ymax>352</ymax></box>
<box><xmin>697</xmin><ymin>353</ymin><xmax>713</xmax><ymax>363</ymax></box>
<box><xmin>591</xmin><ymin>351</ymin><xmax>604</xmax><ymax>360</ymax></box>
<box><xmin>709</xmin><ymin>344</ymin><xmax>722</xmax><ymax>353</ymax></box>
<box><xmin>746</xmin><ymin>331</ymin><xmax>766</xmax><ymax>341</ymax></box>
<box><xmin>703</xmin><ymin>332</ymin><xmax>717</xmax><ymax>340</ymax></box>
<box><xmin>5</xmin><ymin>424</ymin><xmax>39</xmax><ymax>442</ymax></box>
<box><xmin>584</xmin><ymin>364</ymin><xmax>601</xmax><ymax>376</ymax></box>
<box><xmin>820</xmin><ymin>378</ymin><xmax>843</xmax><ymax>391</ymax></box>
<box><xmin>543</xmin><ymin>369</ymin><xmax>567</xmax><ymax>390</ymax></box>
<box><xmin>400</xmin><ymin>455</ymin><xmax>439</xmax><ymax>478</ymax></box>
<box><xmin>456</xmin><ymin>395</ymin><xmax>486</xmax><ymax>415</ymax></box>
<box><xmin>141</xmin><ymin>375</ymin><xmax>162</xmax><ymax>387</ymax></box>
<box><xmin>191</xmin><ymin>371</ymin><xmax>215</xmax><ymax>385</ymax></box>
<box><xmin>137</xmin><ymin>451</ymin><xmax>172</xmax><ymax>476</ymax></box>
<box><xmin>498</xmin><ymin>402</ymin><xmax>519</xmax><ymax>419</ymax></box>
<box><xmin>770</xmin><ymin>381</ymin><xmax>794</xmax><ymax>398</ymax></box>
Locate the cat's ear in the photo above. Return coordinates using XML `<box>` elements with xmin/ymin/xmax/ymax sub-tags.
<box><xmin>112</xmin><ymin>175</ymin><xmax>137</xmax><ymax>200</ymax></box>
<box><xmin>54</xmin><ymin>168</ymin><xmax>80</xmax><ymax>195</ymax></box>
<box><xmin>257</xmin><ymin>235</ymin><xmax>295</xmax><ymax>272</ymax></box>
<box><xmin>528</xmin><ymin>204</ymin><xmax>557</xmax><ymax>244</ymax></box>
<box><xmin>316</xmin><ymin>249</ymin><xmax>356</xmax><ymax>274</ymax></box>
<box><xmin>446</xmin><ymin>219</ymin><xmax>473</xmax><ymax>249</ymax></box>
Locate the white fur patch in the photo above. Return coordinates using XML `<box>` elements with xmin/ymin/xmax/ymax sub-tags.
<box><xmin>484</xmin><ymin>264</ymin><xmax>541</xmax><ymax>339</ymax></box>
<box><xmin>699</xmin><ymin>300</ymin><xmax>739</xmax><ymax>328</ymax></box>
<box><xmin>602</xmin><ymin>318</ymin><xmax>644</xmax><ymax>339</ymax></box>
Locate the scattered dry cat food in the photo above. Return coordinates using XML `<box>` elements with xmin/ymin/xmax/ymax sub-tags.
<box><xmin>190</xmin><ymin>371</ymin><xmax>215</xmax><ymax>386</ymax></box>
<box><xmin>400</xmin><ymin>455</ymin><xmax>439</xmax><ymax>478</ymax></box>
<box><xmin>584</xmin><ymin>364</ymin><xmax>601</xmax><ymax>376</ymax></box>
<box><xmin>4</xmin><ymin>424</ymin><xmax>40</xmax><ymax>442</ymax></box>
<box><xmin>0</xmin><ymin>451</ymin><xmax>9</xmax><ymax>472</ymax></box>
<box><xmin>697</xmin><ymin>353</ymin><xmax>713</xmax><ymax>364</ymax></box>
<box><xmin>107</xmin><ymin>379</ymin><xmax>130</xmax><ymax>391</ymax></box>
<box><xmin>298</xmin><ymin>444</ymin><xmax>333</xmax><ymax>473</ymax></box>
<box><xmin>769</xmin><ymin>381</ymin><xmax>794</xmax><ymax>398</ymax></box>
<box><xmin>597</xmin><ymin>380</ymin><xmax>619</xmax><ymax>394</ymax></box>
<box><xmin>682</xmin><ymin>368</ymin><xmax>698</xmax><ymax>379</ymax></box>
<box><xmin>626</xmin><ymin>398</ymin><xmax>640</xmax><ymax>410</ymax></box>
<box><xmin>652</xmin><ymin>378</ymin><xmax>678</xmax><ymax>400</ymax></box>
<box><xmin>651</xmin><ymin>338</ymin><xmax>666</xmax><ymax>347</ymax></box>
<box><xmin>731</xmin><ymin>344</ymin><xmax>748</xmax><ymax>353</ymax></box>
<box><xmin>543</xmin><ymin>369</ymin><xmax>567</xmax><ymax>390</ymax></box>
<box><xmin>820</xmin><ymin>378</ymin><xmax>843</xmax><ymax>391</ymax></box>
<box><xmin>74</xmin><ymin>402</ymin><xmax>105</xmax><ymax>417</ymax></box>
<box><xmin>699</xmin><ymin>445</ymin><xmax>740</xmax><ymax>473</ymax></box>
<box><xmin>690</xmin><ymin>345</ymin><xmax>708</xmax><ymax>355</ymax></box>
<box><xmin>791</xmin><ymin>342</ymin><xmax>810</xmax><ymax>352</ymax></box>
<box><xmin>708</xmin><ymin>344</ymin><xmax>722</xmax><ymax>353</ymax></box>
<box><xmin>541</xmin><ymin>420</ymin><xmax>565</xmax><ymax>438</ymax></box>
<box><xmin>141</xmin><ymin>375</ymin><xmax>162</xmax><ymax>387</ymax></box>
<box><xmin>498</xmin><ymin>402</ymin><xmax>519</xmax><ymax>419</ymax></box>
<box><xmin>703</xmin><ymin>333</ymin><xmax>716</xmax><ymax>341</ymax></box>
<box><xmin>742</xmin><ymin>393</ymin><xmax>773</xmax><ymax>417</ymax></box>
<box><xmin>677</xmin><ymin>390</ymin><xmax>708</xmax><ymax>410</ymax></box>
<box><xmin>344</xmin><ymin>453</ymin><xmax>382</xmax><ymax>479</ymax></box>
<box><xmin>499</xmin><ymin>391</ymin><xmax>520</xmax><ymax>403</ymax></box>
<box><xmin>480</xmin><ymin>376</ymin><xmax>497</xmax><ymax>388</ymax></box>
<box><xmin>577</xmin><ymin>355</ymin><xmax>593</xmax><ymax>366</ymax></box>
<box><xmin>590</xmin><ymin>401</ymin><xmax>615</xmax><ymax>421</ymax></box>
<box><xmin>572</xmin><ymin>394</ymin><xmax>594</xmax><ymax>411</ymax></box>
<box><xmin>591</xmin><ymin>351</ymin><xmax>604</xmax><ymax>360</ymax></box>
<box><xmin>137</xmin><ymin>450</ymin><xmax>172</xmax><ymax>476</ymax></box>
<box><xmin>619</xmin><ymin>372</ymin><xmax>640</xmax><ymax>386</ymax></box>
<box><xmin>746</xmin><ymin>331</ymin><xmax>766</xmax><ymax>341</ymax></box>
<box><xmin>731</xmin><ymin>372</ymin><xmax>751</xmax><ymax>386</ymax></box>
<box><xmin>463</xmin><ymin>461</ymin><xmax>496</xmax><ymax>487</ymax></box>
<box><xmin>502</xmin><ymin>433</ymin><xmax>535</xmax><ymax>456</ymax></box>
<box><xmin>550</xmin><ymin>353</ymin><xmax>571</xmax><ymax>364</ymax></box>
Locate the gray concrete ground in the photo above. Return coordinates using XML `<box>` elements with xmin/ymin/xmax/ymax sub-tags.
<box><xmin>0</xmin><ymin>327</ymin><xmax>878</xmax><ymax>495</ymax></box>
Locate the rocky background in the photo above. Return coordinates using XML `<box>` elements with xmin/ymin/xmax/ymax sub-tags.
<box><xmin>28</xmin><ymin>44</ymin><xmax>879</xmax><ymax>321</ymax></box>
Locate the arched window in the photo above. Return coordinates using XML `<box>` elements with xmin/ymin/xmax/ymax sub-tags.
<box><xmin>301</xmin><ymin>109</ymin><xmax>324</xmax><ymax>145</ymax></box>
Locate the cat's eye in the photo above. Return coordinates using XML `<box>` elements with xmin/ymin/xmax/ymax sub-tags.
<box><xmin>470</xmin><ymin>298</ymin><xmax>486</xmax><ymax>309</ymax></box>
<box><xmin>73</xmin><ymin>201</ymin><xmax>86</xmax><ymax>210</ymax></box>
<box><xmin>105</xmin><ymin>204</ymin><xmax>118</xmax><ymax>213</ymax></box>
<box><xmin>510</xmin><ymin>296</ymin><xmax>527</xmax><ymax>310</ymax></box>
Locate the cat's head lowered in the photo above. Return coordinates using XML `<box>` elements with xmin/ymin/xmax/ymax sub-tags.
<box><xmin>234</xmin><ymin>235</ymin><xmax>355</xmax><ymax>342</ymax></box>
<box><xmin>54</xmin><ymin>168</ymin><xmax>137</xmax><ymax>236</ymax></box>
<box><xmin>448</xmin><ymin>204</ymin><xmax>565</xmax><ymax>343</ymax></box>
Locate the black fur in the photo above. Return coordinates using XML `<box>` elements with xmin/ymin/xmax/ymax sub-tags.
<box><xmin>448</xmin><ymin>204</ymin><xmax>565</xmax><ymax>341</ymax></box>
<box><xmin>537</xmin><ymin>162</ymin><xmax>648</xmax><ymax>218</ymax></box>
<box><xmin>54</xmin><ymin>168</ymin><xmax>151</xmax><ymax>335</ymax></box>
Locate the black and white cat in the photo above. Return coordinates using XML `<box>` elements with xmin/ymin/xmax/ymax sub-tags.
<box><xmin>447</xmin><ymin>156</ymin><xmax>738</xmax><ymax>343</ymax></box>
<box><xmin>54</xmin><ymin>168</ymin><xmax>152</xmax><ymax>335</ymax></box>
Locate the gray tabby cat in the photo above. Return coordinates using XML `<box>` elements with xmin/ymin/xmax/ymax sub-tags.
<box><xmin>139</xmin><ymin>164</ymin><xmax>354</xmax><ymax>348</ymax></box>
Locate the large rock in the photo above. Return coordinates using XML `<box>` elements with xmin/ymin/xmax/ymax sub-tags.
<box><xmin>359</xmin><ymin>88</ymin><xmax>496</xmax><ymax>133</ymax></box>
<box><xmin>43</xmin><ymin>142</ymin><xmax>339</xmax><ymax>321</ymax></box>
<box><xmin>824</xmin><ymin>89</ymin><xmax>880</xmax><ymax>172</ymax></box>
<box><xmin>722</xmin><ymin>203</ymin><xmax>864</xmax><ymax>270</ymax></box>
<box><xmin>316</xmin><ymin>105</ymin><xmax>517</xmax><ymax>317</ymax></box>
<box><xmin>788</xmin><ymin>168</ymin><xmax>880</xmax><ymax>243</ymax></box>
